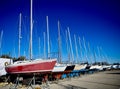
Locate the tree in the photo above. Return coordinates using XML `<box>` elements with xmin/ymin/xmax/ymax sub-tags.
<box><xmin>17</xmin><ymin>56</ymin><xmax>26</xmax><ymax>61</ymax></box>
<box><xmin>0</xmin><ymin>54</ymin><xmax>12</xmax><ymax>59</ymax></box>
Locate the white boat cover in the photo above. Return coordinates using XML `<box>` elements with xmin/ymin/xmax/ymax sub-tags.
<box><xmin>0</xmin><ymin>58</ymin><xmax>13</xmax><ymax>76</ymax></box>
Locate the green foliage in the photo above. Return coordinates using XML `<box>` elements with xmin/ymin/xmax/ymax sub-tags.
<box><xmin>17</xmin><ymin>56</ymin><xmax>26</xmax><ymax>61</ymax></box>
<box><xmin>0</xmin><ymin>54</ymin><xmax>12</xmax><ymax>59</ymax></box>
<box><xmin>0</xmin><ymin>54</ymin><xmax>26</xmax><ymax>62</ymax></box>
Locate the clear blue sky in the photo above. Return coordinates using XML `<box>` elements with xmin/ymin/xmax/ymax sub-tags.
<box><xmin>0</xmin><ymin>0</ymin><xmax>120</xmax><ymax>63</ymax></box>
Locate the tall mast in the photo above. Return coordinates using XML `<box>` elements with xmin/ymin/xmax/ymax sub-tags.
<box><xmin>0</xmin><ymin>30</ymin><xmax>3</xmax><ymax>55</ymax></box>
<box><xmin>74</xmin><ymin>34</ymin><xmax>78</xmax><ymax>63</ymax></box>
<box><xmin>30</xmin><ymin>0</ymin><xmax>33</xmax><ymax>60</ymax></box>
<box><xmin>46</xmin><ymin>16</ymin><xmax>50</xmax><ymax>58</ymax></box>
<box><xmin>78</xmin><ymin>37</ymin><xmax>83</xmax><ymax>63</ymax></box>
<box><xmin>97</xmin><ymin>46</ymin><xmax>101</xmax><ymax>62</ymax></box>
<box><xmin>67</xmin><ymin>27</ymin><xmax>74</xmax><ymax>63</ymax></box>
<box><xmin>66</xmin><ymin>30</ymin><xmax>70</xmax><ymax>63</ymax></box>
<box><xmin>88</xmin><ymin>42</ymin><xmax>92</xmax><ymax>64</ymax></box>
<box><xmin>18</xmin><ymin>13</ymin><xmax>22</xmax><ymax>57</ymax></box>
<box><xmin>43</xmin><ymin>32</ymin><xmax>46</xmax><ymax>59</ymax></box>
<box><xmin>13</xmin><ymin>47</ymin><xmax>16</xmax><ymax>58</ymax></box>
<box><xmin>83</xmin><ymin>36</ymin><xmax>88</xmax><ymax>62</ymax></box>
<box><xmin>58</xmin><ymin>20</ymin><xmax>62</xmax><ymax>63</ymax></box>
<box><xmin>93</xmin><ymin>47</ymin><xmax>97</xmax><ymax>63</ymax></box>
<box><xmin>99</xmin><ymin>46</ymin><xmax>103</xmax><ymax>59</ymax></box>
<box><xmin>99</xmin><ymin>46</ymin><xmax>106</xmax><ymax>62</ymax></box>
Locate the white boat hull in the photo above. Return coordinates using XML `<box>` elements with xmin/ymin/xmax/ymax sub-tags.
<box><xmin>74</xmin><ymin>64</ymin><xmax>87</xmax><ymax>71</ymax></box>
<box><xmin>52</xmin><ymin>64</ymin><xmax>67</xmax><ymax>72</ymax></box>
<box><xmin>90</xmin><ymin>65</ymin><xmax>103</xmax><ymax>70</ymax></box>
<box><xmin>0</xmin><ymin>58</ymin><xmax>13</xmax><ymax>76</ymax></box>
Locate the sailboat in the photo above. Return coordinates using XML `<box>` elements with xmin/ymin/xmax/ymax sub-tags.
<box><xmin>90</xmin><ymin>47</ymin><xmax>103</xmax><ymax>71</ymax></box>
<box><xmin>75</xmin><ymin>37</ymin><xmax>87</xmax><ymax>71</ymax></box>
<box><xmin>5</xmin><ymin>59</ymin><xmax>56</xmax><ymax>74</ymax></box>
<box><xmin>72</xmin><ymin>35</ymin><xmax>87</xmax><ymax>72</ymax></box>
<box><xmin>5</xmin><ymin>0</ymin><xmax>56</xmax><ymax>74</ymax></box>
<box><xmin>62</xmin><ymin>27</ymin><xmax>75</xmax><ymax>75</ymax></box>
<box><xmin>61</xmin><ymin>28</ymin><xmax>75</xmax><ymax>78</ymax></box>
<box><xmin>51</xmin><ymin>20</ymin><xmax>67</xmax><ymax>79</ymax></box>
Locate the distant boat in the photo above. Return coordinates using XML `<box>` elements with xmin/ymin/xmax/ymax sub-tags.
<box><xmin>90</xmin><ymin>64</ymin><xmax>103</xmax><ymax>71</ymax></box>
<box><xmin>5</xmin><ymin>0</ymin><xmax>56</xmax><ymax>74</ymax></box>
<box><xmin>74</xmin><ymin>64</ymin><xmax>87</xmax><ymax>71</ymax></box>
<box><xmin>73</xmin><ymin>35</ymin><xmax>88</xmax><ymax>71</ymax></box>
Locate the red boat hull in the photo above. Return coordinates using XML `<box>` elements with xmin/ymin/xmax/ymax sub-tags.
<box><xmin>5</xmin><ymin>59</ymin><xmax>56</xmax><ymax>74</ymax></box>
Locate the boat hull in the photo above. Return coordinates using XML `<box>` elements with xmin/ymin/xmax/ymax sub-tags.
<box><xmin>52</xmin><ymin>64</ymin><xmax>66</xmax><ymax>72</ymax></box>
<box><xmin>90</xmin><ymin>65</ymin><xmax>103</xmax><ymax>70</ymax></box>
<box><xmin>5</xmin><ymin>59</ymin><xmax>56</xmax><ymax>74</ymax></box>
<box><xmin>61</xmin><ymin>64</ymin><xmax>75</xmax><ymax>78</ymax></box>
<box><xmin>74</xmin><ymin>64</ymin><xmax>87</xmax><ymax>71</ymax></box>
<box><xmin>64</xmin><ymin>64</ymin><xmax>75</xmax><ymax>74</ymax></box>
<box><xmin>52</xmin><ymin>64</ymin><xmax>67</xmax><ymax>79</ymax></box>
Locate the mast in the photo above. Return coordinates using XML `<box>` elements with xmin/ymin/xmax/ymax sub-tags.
<box><xmin>67</xmin><ymin>27</ymin><xmax>74</xmax><ymax>63</ymax></box>
<box><xmin>58</xmin><ymin>20</ymin><xmax>62</xmax><ymax>63</ymax></box>
<box><xmin>66</xmin><ymin>30</ymin><xmax>70</xmax><ymax>63</ymax></box>
<box><xmin>93</xmin><ymin>47</ymin><xmax>97</xmax><ymax>64</ymax></box>
<box><xmin>43</xmin><ymin>32</ymin><xmax>46</xmax><ymax>59</ymax></box>
<box><xmin>18</xmin><ymin>13</ymin><xmax>22</xmax><ymax>57</ymax></box>
<box><xmin>88</xmin><ymin>42</ymin><xmax>92</xmax><ymax>65</ymax></box>
<box><xmin>13</xmin><ymin>47</ymin><xmax>16</xmax><ymax>58</ymax></box>
<box><xmin>97</xmin><ymin>46</ymin><xmax>101</xmax><ymax>62</ymax></box>
<box><xmin>99</xmin><ymin>46</ymin><xmax>107</xmax><ymax>63</ymax></box>
<box><xmin>78</xmin><ymin>37</ymin><xmax>83</xmax><ymax>63</ymax></box>
<box><xmin>46</xmin><ymin>16</ymin><xmax>50</xmax><ymax>58</ymax></box>
<box><xmin>30</xmin><ymin>0</ymin><xmax>33</xmax><ymax>60</ymax></box>
<box><xmin>74</xmin><ymin>34</ymin><xmax>79</xmax><ymax>63</ymax></box>
<box><xmin>0</xmin><ymin>30</ymin><xmax>3</xmax><ymax>55</ymax></box>
<box><xmin>83</xmin><ymin>36</ymin><xmax>88</xmax><ymax>63</ymax></box>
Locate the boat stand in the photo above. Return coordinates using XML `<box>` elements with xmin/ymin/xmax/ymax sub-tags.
<box><xmin>27</xmin><ymin>73</ymin><xmax>50</xmax><ymax>89</ymax></box>
<box><xmin>4</xmin><ymin>75</ymin><xmax>10</xmax><ymax>83</ymax></box>
<box><xmin>9</xmin><ymin>74</ymin><xmax>36</xmax><ymax>89</ymax></box>
<box><xmin>9</xmin><ymin>74</ymin><xmax>23</xmax><ymax>89</ymax></box>
<box><xmin>26</xmin><ymin>74</ymin><xmax>36</xmax><ymax>89</ymax></box>
<box><xmin>9</xmin><ymin>73</ymin><xmax>50</xmax><ymax>89</ymax></box>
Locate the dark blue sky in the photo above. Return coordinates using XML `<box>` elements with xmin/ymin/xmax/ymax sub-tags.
<box><xmin>0</xmin><ymin>0</ymin><xmax>120</xmax><ymax>63</ymax></box>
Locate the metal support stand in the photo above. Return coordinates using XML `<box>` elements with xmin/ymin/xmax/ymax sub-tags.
<box><xmin>5</xmin><ymin>75</ymin><xmax>10</xmax><ymax>83</ymax></box>
<box><xmin>26</xmin><ymin>73</ymin><xmax>36</xmax><ymax>89</ymax></box>
<box><xmin>9</xmin><ymin>74</ymin><xmax>22</xmax><ymax>89</ymax></box>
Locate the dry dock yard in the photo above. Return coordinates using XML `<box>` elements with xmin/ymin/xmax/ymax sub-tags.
<box><xmin>0</xmin><ymin>70</ymin><xmax>120</xmax><ymax>89</ymax></box>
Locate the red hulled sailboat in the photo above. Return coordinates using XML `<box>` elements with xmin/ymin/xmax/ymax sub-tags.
<box><xmin>5</xmin><ymin>0</ymin><xmax>56</xmax><ymax>74</ymax></box>
<box><xmin>5</xmin><ymin>59</ymin><xmax>56</xmax><ymax>74</ymax></box>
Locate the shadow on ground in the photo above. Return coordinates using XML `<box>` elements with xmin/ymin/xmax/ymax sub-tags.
<box><xmin>57</xmin><ymin>83</ymin><xmax>87</xmax><ymax>89</ymax></box>
<box><xmin>106</xmin><ymin>73</ymin><xmax>120</xmax><ymax>75</ymax></box>
<box><xmin>75</xmin><ymin>79</ymin><xmax>120</xmax><ymax>87</ymax></box>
